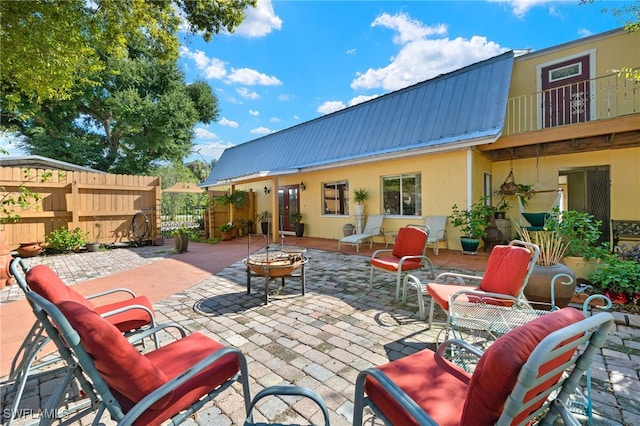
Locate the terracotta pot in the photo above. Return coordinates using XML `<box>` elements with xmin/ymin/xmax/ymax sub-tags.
<box><xmin>16</xmin><ymin>242</ymin><xmax>43</xmax><ymax>257</ymax></box>
<box><xmin>524</xmin><ymin>263</ymin><xmax>576</xmax><ymax>310</ymax></box>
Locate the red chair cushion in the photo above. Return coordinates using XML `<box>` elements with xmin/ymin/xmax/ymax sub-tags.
<box><xmin>426</xmin><ymin>283</ymin><xmax>473</xmax><ymax>311</ymax></box>
<box><xmin>371</xmin><ymin>257</ymin><xmax>422</xmax><ymax>272</ymax></box>
<box><xmin>365</xmin><ymin>349</ymin><xmax>471</xmax><ymax>426</ymax></box>
<box><xmin>478</xmin><ymin>245</ymin><xmax>532</xmax><ymax>296</ymax></box>
<box><xmin>94</xmin><ymin>296</ymin><xmax>154</xmax><ymax>332</ymax></box>
<box><xmin>460</xmin><ymin>307</ymin><xmax>585</xmax><ymax>424</ymax></box>
<box><xmin>26</xmin><ymin>265</ymin><xmax>96</xmax><ymax>310</ymax></box>
<box><xmin>392</xmin><ymin>227</ymin><xmax>428</xmax><ymax>258</ymax></box>
<box><xmin>26</xmin><ymin>264</ymin><xmax>154</xmax><ymax>332</ymax></box>
<box><xmin>133</xmin><ymin>333</ymin><xmax>241</xmax><ymax>425</ymax></box>
<box><xmin>57</xmin><ymin>300</ymin><xmax>170</xmax><ymax>411</ymax></box>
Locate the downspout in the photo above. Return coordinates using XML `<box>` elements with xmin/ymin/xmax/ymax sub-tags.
<box><xmin>466</xmin><ymin>148</ymin><xmax>473</xmax><ymax>209</ymax></box>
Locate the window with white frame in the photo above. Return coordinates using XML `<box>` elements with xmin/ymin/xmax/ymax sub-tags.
<box><xmin>382</xmin><ymin>173</ymin><xmax>421</xmax><ymax>216</ymax></box>
<box><xmin>323</xmin><ymin>181</ymin><xmax>349</xmax><ymax>215</ymax></box>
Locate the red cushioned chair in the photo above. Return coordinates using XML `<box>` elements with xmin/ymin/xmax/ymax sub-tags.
<box><xmin>6</xmin><ymin>259</ymin><xmax>157</xmax><ymax>423</ymax></box>
<box><xmin>24</xmin><ymin>290</ymin><xmax>251</xmax><ymax>426</ymax></box>
<box><xmin>369</xmin><ymin>225</ymin><xmax>435</xmax><ymax>301</ymax></box>
<box><xmin>404</xmin><ymin>240</ymin><xmax>539</xmax><ymax>326</ymax></box>
<box><xmin>353</xmin><ymin>307</ymin><xmax>614</xmax><ymax>426</ymax></box>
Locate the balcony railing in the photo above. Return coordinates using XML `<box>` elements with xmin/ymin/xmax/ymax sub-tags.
<box><xmin>504</xmin><ymin>70</ymin><xmax>639</xmax><ymax>136</ymax></box>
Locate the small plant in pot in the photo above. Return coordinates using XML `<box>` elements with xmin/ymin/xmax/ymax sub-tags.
<box><xmin>450</xmin><ymin>196</ymin><xmax>492</xmax><ymax>254</ymax></box>
<box><xmin>218</xmin><ymin>222</ymin><xmax>234</xmax><ymax>241</ymax></box>
<box><xmin>290</xmin><ymin>211</ymin><xmax>304</xmax><ymax>237</ymax></box>
<box><xmin>493</xmin><ymin>197</ymin><xmax>511</xmax><ymax>220</ymax></box>
<box><xmin>257</xmin><ymin>210</ymin><xmax>272</xmax><ymax>235</ymax></box>
<box><xmin>352</xmin><ymin>188</ymin><xmax>369</xmax><ymax>215</ymax></box>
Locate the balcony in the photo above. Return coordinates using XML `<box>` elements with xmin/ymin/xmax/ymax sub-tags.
<box><xmin>504</xmin><ymin>70</ymin><xmax>639</xmax><ymax>136</ymax></box>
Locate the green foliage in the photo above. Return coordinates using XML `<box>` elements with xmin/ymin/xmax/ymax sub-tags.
<box><xmin>290</xmin><ymin>211</ymin><xmax>303</xmax><ymax>225</ymax></box>
<box><xmin>213</xmin><ymin>190</ymin><xmax>248</xmax><ymax>209</ymax></box>
<box><xmin>589</xmin><ymin>253</ymin><xmax>640</xmax><ymax>296</ymax></box>
<box><xmin>495</xmin><ymin>196</ymin><xmax>511</xmax><ymax>213</ymax></box>
<box><xmin>257</xmin><ymin>211</ymin><xmax>272</xmax><ymax>222</ymax></box>
<box><xmin>352</xmin><ymin>188</ymin><xmax>370</xmax><ymax>204</ymax></box>
<box><xmin>1</xmin><ymin>0</ymin><xmax>254</xmax><ymax>124</ymax></box>
<box><xmin>45</xmin><ymin>227</ymin><xmax>88</xmax><ymax>253</ymax></box>
<box><xmin>171</xmin><ymin>225</ymin><xmax>199</xmax><ymax>239</ymax></box>
<box><xmin>218</xmin><ymin>222</ymin><xmax>234</xmax><ymax>232</ymax></box>
<box><xmin>1</xmin><ymin>169</ymin><xmax>54</xmax><ymax>225</ymax></box>
<box><xmin>450</xmin><ymin>197</ymin><xmax>492</xmax><ymax>239</ymax></box>
<box><xmin>553</xmin><ymin>208</ymin><xmax>604</xmax><ymax>259</ymax></box>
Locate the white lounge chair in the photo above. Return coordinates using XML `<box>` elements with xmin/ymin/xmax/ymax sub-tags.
<box><xmin>338</xmin><ymin>214</ymin><xmax>385</xmax><ymax>252</ymax></box>
<box><xmin>424</xmin><ymin>215</ymin><xmax>448</xmax><ymax>255</ymax></box>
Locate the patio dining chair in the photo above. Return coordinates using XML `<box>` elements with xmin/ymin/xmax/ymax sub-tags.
<box><xmin>24</xmin><ymin>290</ymin><xmax>251</xmax><ymax>426</ymax></box>
<box><xmin>370</xmin><ymin>225</ymin><xmax>435</xmax><ymax>301</ymax></box>
<box><xmin>402</xmin><ymin>240</ymin><xmax>539</xmax><ymax>325</ymax></box>
<box><xmin>339</xmin><ymin>214</ymin><xmax>385</xmax><ymax>252</ymax></box>
<box><xmin>5</xmin><ymin>259</ymin><xmax>157</xmax><ymax>423</ymax></box>
<box><xmin>353</xmin><ymin>307</ymin><xmax>614</xmax><ymax>426</ymax></box>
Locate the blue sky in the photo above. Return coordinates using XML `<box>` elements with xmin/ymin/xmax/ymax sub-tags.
<box><xmin>2</xmin><ymin>0</ymin><xmax>632</xmax><ymax>163</ymax></box>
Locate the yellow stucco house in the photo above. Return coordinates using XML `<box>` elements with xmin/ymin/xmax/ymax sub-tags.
<box><xmin>201</xmin><ymin>28</ymin><xmax>639</xmax><ymax>251</ymax></box>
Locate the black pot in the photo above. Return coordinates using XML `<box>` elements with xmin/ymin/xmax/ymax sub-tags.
<box><xmin>295</xmin><ymin>223</ymin><xmax>305</xmax><ymax>237</ymax></box>
<box><xmin>261</xmin><ymin>221</ymin><xmax>270</xmax><ymax>235</ymax></box>
<box><xmin>494</xmin><ymin>211</ymin><xmax>506</xmax><ymax>219</ymax></box>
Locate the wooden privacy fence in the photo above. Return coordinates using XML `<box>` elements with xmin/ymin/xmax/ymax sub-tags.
<box><xmin>0</xmin><ymin>166</ymin><xmax>161</xmax><ymax>249</ymax></box>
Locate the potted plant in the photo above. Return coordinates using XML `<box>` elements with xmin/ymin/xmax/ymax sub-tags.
<box><xmin>219</xmin><ymin>222</ymin><xmax>234</xmax><ymax>241</ymax></box>
<box><xmin>257</xmin><ymin>211</ymin><xmax>272</xmax><ymax>235</ymax></box>
<box><xmin>588</xmin><ymin>252</ymin><xmax>640</xmax><ymax>305</ymax></box>
<box><xmin>86</xmin><ymin>222</ymin><xmax>103</xmax><ymax>252</ymax></box>
<box><xmin>513</xmin><ymin>221</ymin><xmax>575</xmax><ymax>309</ymax></box>
<box><xmin>290</xmin><ymin>211</ymin><xmax>304</xmax><ymax>237</ymax></box>
<box><xmin>494</xmin><ymin>197</ymin><xmax>511</xmax><ymax>220</ymax></box>
<box><xmin>553</xmin><ymin>208</ymin><xmax>606</xmax><ymax>280</ymax></box>
<box><xmin>352</xmin><ymin>188</ymin><xmax>369</xmax><ymax>215</ymax></box>
<box><xmin>173</xmin><ymin>225</ymin><xmax>191</xmax><ymax>253</ymax></box>
<box><xmin>449</xmin><ymin>197</ymin><xmax>492</xmax><ymax>254</ymax></box>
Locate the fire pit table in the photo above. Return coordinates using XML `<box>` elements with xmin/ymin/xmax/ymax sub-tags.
<box><xmin>244</xmin><ymin>247</ymin><xmax>308</xmax><ymax>305</ymax></box>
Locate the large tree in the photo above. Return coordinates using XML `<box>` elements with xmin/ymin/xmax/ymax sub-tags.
<box><xmin>19</xmin><ymin>54</ymin><xmax>218</xmax><ymax>174</ymax></box>
<box><xmin>1</xmin><ymin>0</ymin><xmax>255</xmax><ymax>173</ymax></box>
<box><xmin>1</xmin><ymin>0</ymin><xmax>255</xmax><ymax>117</ymax></box>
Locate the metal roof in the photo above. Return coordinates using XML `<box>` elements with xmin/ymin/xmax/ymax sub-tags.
<box><xmin>0</xmin><ymin>155</ymin><xmax>105</xmax><ymax>173</ymax></box>
<box><xmin>202</xmin><ymin>51</ymin><xmax>514</xmax><ymax>186</ymax></box>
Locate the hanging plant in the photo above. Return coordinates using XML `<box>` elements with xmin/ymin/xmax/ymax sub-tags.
<box><xmin>500</xmin><ymin>170</ymin><xmax>518</xmax><ymax>195</ymax></box>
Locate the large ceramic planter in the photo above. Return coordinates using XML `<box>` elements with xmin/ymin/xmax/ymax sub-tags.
<box><xmin>460</xmin><ymin>237</ymin><xmax>480</xmax><ymax>255</ymax></box>
<box><xmin>524</xmin><ymin>263</ymin><xmax>576</xmax><ymax>310</ymax></box>
<box><xmin>354</xmin><ymin>204</ymin><xmax>365</xmax><ymax>215</ymax></box>
<box><xmin>174</xmin><ymin>233</ymin><xmax>189</xmax><ymax>253</ymax></box>
<box><xmin>563</xmin><ymin>256</ymin><xmax>603</xmax><ymax>281</ymax></box>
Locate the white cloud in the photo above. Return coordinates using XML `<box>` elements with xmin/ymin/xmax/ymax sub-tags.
<box><xmin>352</xmin><ymin>13</ymin><xmax>507</xmax><ymax>91</ymax></box>
<box><xmin>317</xmin><ymin>101</ymin><xmax>346</xmax><ymax>115</ymax></box>
<box><xmin>489</xmin><ymin>0</ymin><xmax>558</xmax><ymax>19</ymax></box>
<box><xmin>0</xmin><ymin>131</ymin><xmax>27</xmax><ymax>157</ymax></box>
<box><xmin>250</xmin><ymin>126</ymin><xmax>273</xmax><ymax>135</ymax></box>
<box><xmin>179</xmin><ymin>46</ymin><xmax>227</xmax><ymax>79</ymax></box>
<box><xmin>578</xmin><ymin>28</ymin><xmax>593</xmax><ymax>38</ymax></box>
<box><xmin>372</xmin><ymin>12</ymin><xmax>447</xmax><ymax>44</ymax></box>
<box><xmin>249</xmin><ymin>109</ymin><xmax>260</xmax><ymax>116</ymax></box>
<box><xmin>194</xmin><ymin>127</ymin><xmax>219</xmax><ymax>140</ymax></box>
<box><xmin>218</xmin><ymin>117</ymin><xmax>239</xmax><ymax>128</ymax></box>
<box><xmin>194</xmin><ymin>141</ymin><xmax>235</xmax><ymax>160</ymax></box>
<box><xmin>278</xmin><ymin>94</ymin><xmax>292</xmax><ymax>101</ymax></box>
<box><xmin>237</xmin><ymin>87</ymin><xmax>260</xmax><ymax>99</ymax></box>
<box><xmin>349</xmin><ymin>94</ymin><xmax>379</xmax><ymax>107</ymax></box>
<box><xmin>346</xmin><ymin>48</ymin><xmax>357</xmax><ymax>55</ymax></box>
<box><xmin>234</xmin><ymin>0</ymin><xmax>283</xmax><ymax>37</ymax></box>
<box><xmin>269</xmin><ymin>117</ymin><xmax>280</xmax><ymax>123</ymax></box>
<box><xmin>226</xmin><ymin>68</ymin><xmax>282</xmax><ymax>86</ymax></box>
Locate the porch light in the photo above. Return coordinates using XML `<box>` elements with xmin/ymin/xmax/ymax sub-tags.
<box><xmin>300</xmin><ymin>181</ymin><xmax>306</xmax><ymax>191</ymax></box>
<box><xmin>264</xmin><ymin>186</ymin><xmax>270</xmax><ymax>195</ymax></box>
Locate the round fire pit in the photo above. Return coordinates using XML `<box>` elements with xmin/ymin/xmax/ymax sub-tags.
<box><xmin>245</xmin><ymin>251</ymin><xmax>305</xmax><ymax>277</ymax></box>
<box><xmin>244</xmin><ymin>248</ymin><xmax>308</xmax><ymax>305</ymax></box>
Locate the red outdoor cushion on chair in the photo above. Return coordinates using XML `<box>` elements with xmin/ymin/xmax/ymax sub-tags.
<box><xmin>371</xmin><ymin>227</ymin><xmax>428</xmax><ymax>272</ymax></box>
<box><xmin>26</xmin><ymin>264</ymin><xmax>154</xmax><ymax>332</ymax></box>
<box><xmin>427</xmin><ymin>244</ymin><xmax>532</xmax><ymax>311</ymax></box>
<box><xmin>58</xmin><ymin>300</ymin><xmax>241</xmax><ymax>426</ymax></box>
<box><xmin>460</xmin><ymin>307</ymin><xmax>585</xmax><ymax>424</ymax></box>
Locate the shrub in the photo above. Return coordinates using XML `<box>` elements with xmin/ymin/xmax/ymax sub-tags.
<box><xmin>45</xmin><ymin>227</ymin><xmax>88</xmax><ymax>253</ymax></box>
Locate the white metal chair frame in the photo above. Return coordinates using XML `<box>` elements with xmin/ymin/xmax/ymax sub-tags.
<box><xmin>338</xmin><ymin>214</ymin><xmax>385</xmax><ymax>252</ymax></box>
<box><xmin>424</xmin><ymin>215</ymin><xmax>448</xmax><ymax>255</ymax></box>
